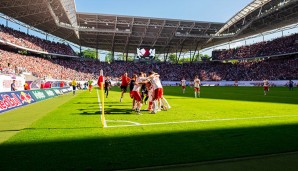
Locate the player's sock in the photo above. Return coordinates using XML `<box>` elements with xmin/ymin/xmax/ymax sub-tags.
<box><xmin>148</xmin><ymin>101</ymin><xmax>153</xmax><ymax>111</ymax></box>
<box><xmin>195</xmin><ymin>92</ymin><xmax>197</xmax><ymax>98</ymax></box>
<box><xmin>198</xmin><ymin>92</ymin><xmax>200</xmax><ymax>97</ymax></box>
<box><xmin>133</xmin><ymin>102</ymin><xmax>137</xmax><ymax>110</ymax></box>
<box><xmin>153</xmin><ymin>100</ymin><xmax>158</xmax><ymax>113</ymax></box>
<box><xmin>162</xmin><ymin>97</ymin><xmax>171</xmax><ymax>109</ymax></box>
<box><xmin>139</xmin><ymin>103</ymin><xmax>143</xmax><ymax>111</ymax></box>
<box><xmin>135</xmin><ymin>107</ymin><xmax>140</xmax><ymax>114</ymax></box>
<box><xmin>158</xmin><ymin>100</ymin><xmax>162</xmax><ymax>111</ymax></box>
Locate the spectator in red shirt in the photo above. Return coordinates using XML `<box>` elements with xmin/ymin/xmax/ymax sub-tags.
<box><xmin>60</xmin><ymin>81</ymin><xmax>64</xmax><ymax>88</ymax></box>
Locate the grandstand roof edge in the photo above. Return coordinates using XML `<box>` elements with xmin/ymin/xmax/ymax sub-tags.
<box><xmin>76</xmin><ymin>12</ymin><xmax>225</xmax><ymax>24</ymax></box>
<box><xmin>216</xmin><ymin>0</ymin><xmax>271</xmax><ymax>35</ymax></box>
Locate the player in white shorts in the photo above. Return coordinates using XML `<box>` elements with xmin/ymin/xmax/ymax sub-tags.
<box><xmin>263</xmin><ymin>79</ymin><xmax>269</xmax><ymax>96</ymax></box>
<box><xmin>131</xmin><ymin>72</ymin><xmax>147</xmax><ymax>114</ymax></box>
<box><xmin>194</xmin><ymin>75</ymin><xmax>201</xmax><ymax>98</ymax></box>
<box><xmin>181</xmin><ymin>78</ymin><xmax>186</xmax><ymax>94</ymax></box>
<box><xmin>147</xmin><ymin>72</ymin><xmax>170</xmax><ymax>114</ymax></box>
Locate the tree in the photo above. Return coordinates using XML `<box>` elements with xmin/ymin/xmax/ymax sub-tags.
<box><xmin>168</xmin><ymin>53</ymin><xmax>177</xmax><ymax>63</ymax></box>
<box><xmin>81</xmin><ymin>49</ymin><xmax>97</xmax><ymax>59</ymax></box>
<box><xmin>180</xmin><ymin>57</ymin><xmax>191</xmax><ymax>64</ymax></box>
<box><xmin>200</xmin><ymin>54</ymin><xmax>211</xmax><ymax>61</ymax></box>
<box><xmin>194</xmin><ymin>53</ymin><xmax>211</xmax><ymax>62</ymax></box>
<box><xmin>194</xmin><ymin>53</ymin><xmax>203</xmax><ymax>62</ymax></box>
<box><xmin>154</xmin><ymin>54</ymin><xmax>162</xmax><ymax>62</ymax></box>
<box><xmin>105</xmin><ymin>52</ymin><xmax>113</xmax><ymax>62</ymax></box>
<box><xmin>127</xmin><ymin>55</ymin><xmax>134</xmax><ymax>61</ymax></box>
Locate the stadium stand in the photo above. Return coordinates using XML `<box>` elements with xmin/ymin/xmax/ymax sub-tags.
<box><xmin>1</xmin><ymin>46</ymin><xmax>297</xmax><ymax>82</ymax></box>
<box><xmin>212</xmin><ymin>33</ymin><xmax>298</xmax><ymax>60</ymax></box>
<box><xmin>0</xmin><ymin>24</ymin><xmax>76</xmax><ymax>56</ymax></box>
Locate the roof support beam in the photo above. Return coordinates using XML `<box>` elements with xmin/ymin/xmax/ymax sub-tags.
<box><xmin>123</xmin><ymin>18</ymin><xmax>134</xmax><ymax>52</ymax></box>
<box><xmin>177</xmin><ymin>44</ymin><xmax>184</xmax><ymax>64</ymax></box>
<box><xmin>138</xmin><ymin>19</ymin><xmax>150</xmax><ymax>47</ymax></box>
<box><xmin>191</xmin><ymin>42</ymin><xmax>199</xmax><ymax>62</ymax></box>
<box><xmin>111</xmin><ymin>16</ymin><xmax>117</xmax><ymax>54</ymax></box>
<box><xmin>161</xmin><ymin>21</ymin><xmax>181</xmax><ymax>53</ymax></box>
<box><xmin>152</xmin><ymin>20</ymin><xmax>166</xmax><ymax>47</ymax></box>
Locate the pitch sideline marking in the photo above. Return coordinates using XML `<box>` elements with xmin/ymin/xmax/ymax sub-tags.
<box><xmin>106</xmin><ymin>114</ymin><xmax>298</xmax><ymax>128</ymax></box>
<box><xmin>96</xmin><ymin>90</ymin><xmax>102</xmax><ymax>112</ymax></box>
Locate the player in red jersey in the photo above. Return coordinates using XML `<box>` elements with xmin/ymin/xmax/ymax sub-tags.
<box><xmin>129</xmin><ymin>74</ymin><xmax>137</xmax><ymax>110</ymax></box>
<box><xmin>119</xmin><ymin>72</ymin><xmax>130</xmax><ymax>102</ymax></box>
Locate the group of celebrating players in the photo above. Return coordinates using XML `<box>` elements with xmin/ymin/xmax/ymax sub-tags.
<box><xmin>119</xmin><ymin>71</ymin><xmax>171</xmax><ymax>114</ymax></box>
<box><xmin>117</xmin><ymin>72</ymin><xmax>202</xmax><ymax>114</ymax></box>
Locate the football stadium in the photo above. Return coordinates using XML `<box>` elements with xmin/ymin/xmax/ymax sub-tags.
<box><xmin>0</xmin><ymin>0</ymin><xmax>298</xmax><ymax>170</ymax></box>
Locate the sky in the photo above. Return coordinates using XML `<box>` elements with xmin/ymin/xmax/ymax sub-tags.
<box><xmin>75</xmin><ymin>0</ymin><xmax>252</xmax><ymax>22</ymax></box>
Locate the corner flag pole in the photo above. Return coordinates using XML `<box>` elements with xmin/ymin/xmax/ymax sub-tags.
<box><xmin>100</xmin><ymin>82</ymin><xmax>106</xmax><ymax>127</ymax></box>
<box><xmin>98</xmin><ymin>69</ymin><xmax>106</xmax><ymax>128</ymax></box>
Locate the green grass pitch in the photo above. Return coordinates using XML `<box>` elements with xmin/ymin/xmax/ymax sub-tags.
<box><xmin>0</xmin><ymin>86</ymin><xmax>298</xmax><ymax>170</ymax></box>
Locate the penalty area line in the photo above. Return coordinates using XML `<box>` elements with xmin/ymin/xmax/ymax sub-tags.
<box><xmin>105</xmin><ymin>114</ymin><xmax>298</xmax><ymax>128</ymax></box>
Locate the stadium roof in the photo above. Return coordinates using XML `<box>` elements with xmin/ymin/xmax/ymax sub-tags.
<box><xmin>0</xmin><ymin>0</ymin><xmax>298</xmax><ymax>54</ymax></box>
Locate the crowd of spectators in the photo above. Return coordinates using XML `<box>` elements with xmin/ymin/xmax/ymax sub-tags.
<box><xmin>0</xmin><ymin>49</ymin><xmax>99</xmax><ymax>80</ymax></box>
<box><xmin>0</xmin><ymin>24</ymin><xmax>76</xmax><ymax>56</ymax></box>
<box><xmin>212</xmin><ymin>33</ymin><xmax>298</xmax><ymax>60</ymax></box>
<box><xmin>1</xmin><ymin>48</ymin><xmax>297</xmax><ymax>82</ymax></box>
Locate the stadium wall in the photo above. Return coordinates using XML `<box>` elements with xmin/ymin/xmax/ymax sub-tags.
<box><xmin>0</xmin><ymin>87</ymin><xmax>72</xmax><ymax>114</ymax></box>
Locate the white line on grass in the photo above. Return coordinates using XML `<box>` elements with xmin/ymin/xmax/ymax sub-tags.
<box><xmin>96</xmin><ymin>89</ymin><xmax>107</xmax><ymax>127</ymax></box>
<box><xmin>96</xmin><ymin>90</ymin><xmax>102</xmax><ymax>112</ymax></box>
<box><xmin>106</xmin><ymin>120</ymin><xmax>141</xmax><ymax>125</ymax></box>
<box><xmin>106</xmin><ymin>114</ymin><xmax>298</xmax><ymax>128</ymax></box>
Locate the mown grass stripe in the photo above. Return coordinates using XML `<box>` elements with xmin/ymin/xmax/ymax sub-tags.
<box><xmin>0</xmin><ymin>92</ymin><xmax>81</xmax><ymax>143</ymax></box>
